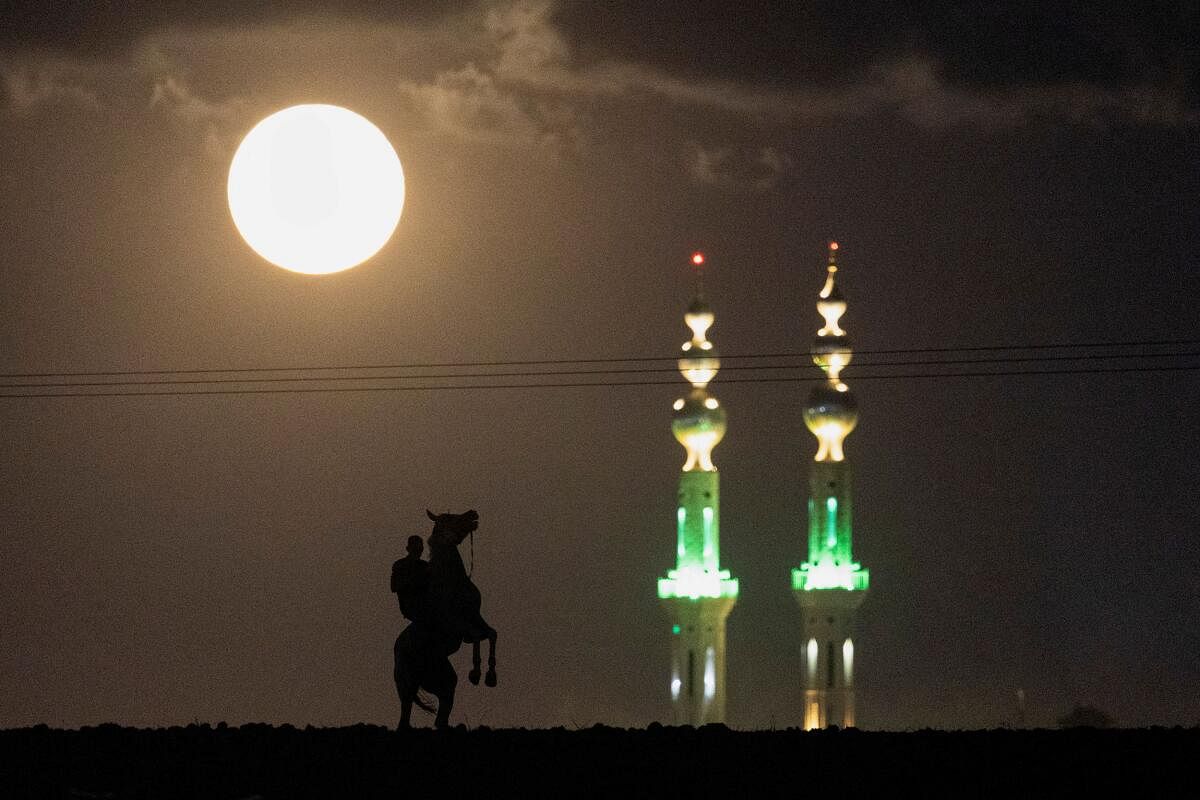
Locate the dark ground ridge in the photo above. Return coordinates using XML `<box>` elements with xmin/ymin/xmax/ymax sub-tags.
<box><xmin>2</xmin><ymin>724</ymin><xmax>1197</xmax><ymax>798</ymax></box>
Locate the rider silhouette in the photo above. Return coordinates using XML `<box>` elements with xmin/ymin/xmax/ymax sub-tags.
<box><xmin>391</xmin><ymin>534</ymin><xmax>431</xmax><ymax>624</ymax></box>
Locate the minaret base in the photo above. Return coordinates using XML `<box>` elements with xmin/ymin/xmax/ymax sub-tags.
<box><xmin>661</xmin><ymin>596</ymin><xmax>736</xmax><ymax>726</ymax></box>
<box><xmin>795</xmin><ymin>588</ymin><xmax>865</xmax><ymax>729</ymax></box>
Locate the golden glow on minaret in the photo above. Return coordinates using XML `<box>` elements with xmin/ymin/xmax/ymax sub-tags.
<box><xmin>680</xmin><ymin>303</ymin><xmax>719</xmax><ymax>388</ymax></box>
<box><xmin>673</xmin><ymin>253</ymin><xmax>726</xmax><ymax>473</ymax></box>
<box><xmin>805</xmin><ymin>242</ymin><xmax>858</xmax><ymax>462</ymax></box>
<box><xmin>818</xmin><ymin>261</ymin><xmax>847</xmax><ymax>338</ymax></box>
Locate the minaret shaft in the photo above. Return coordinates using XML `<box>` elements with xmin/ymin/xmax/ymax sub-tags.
<box><xmin>807</xmin><ymin>462</ymin><xmax>854</xmax><ymax>569</ymax></box>
<box><xmin>677</xmin><ymin>471</ymin><xmax>720</xmax><ymax>572</ymax></box>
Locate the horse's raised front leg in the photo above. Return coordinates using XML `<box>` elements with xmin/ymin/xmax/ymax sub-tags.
<box><xmin>484</xmin><ymin>627</ymin><xmax>498</xmax><ymax>687</ymax></box>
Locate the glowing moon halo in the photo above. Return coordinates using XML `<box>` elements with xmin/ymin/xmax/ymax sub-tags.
<box><xmin>227</xmin><ymin>104</ymin><xmax>405</xmax><ymax>275</ymax></box>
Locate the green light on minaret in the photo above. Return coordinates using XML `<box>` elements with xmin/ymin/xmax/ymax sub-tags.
<box><xmin>825</xmin><ymin>498</ymin><xmax>837</xmax><ymax>548</ymax></box>
<box><xmin>658</xmin><ymin>472</ymin><xmax>738</xmax><ymax>600</ymax></box>
<box><xmin>703</xmin><ymin>506</ymin><xmax>714</xmax><ymax>559</ymax></box>
<box><xmin>676</xmin><ymin>507</ymin><xmax>686</xmax><ymax>558</ymax></box>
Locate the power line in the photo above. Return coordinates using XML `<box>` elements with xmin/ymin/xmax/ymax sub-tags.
<box><xmin>1</xmin><ymin>337</ymin><xmax>1197</xmax><ymax>380</ymax></box>
<box><xmin>0</xmin><ymin>350</ymin><xmax>1196</xmax><ymax>391</ymax></box>
<box><xmin>1</xmin><ymin>363</ymin><xmax>1196</xmax><ymax>399</ymax></box>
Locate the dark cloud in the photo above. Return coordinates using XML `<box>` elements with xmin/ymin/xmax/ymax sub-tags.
<box><xmin>0</xmin><ymin>0</ymin><xmax>452</xmax><ymax>55</ymax></box>
<box><xmin>4</xmin><ymin>1</ymin><xmax>1195</xmax><ymax>107</ymax></box>
<box><xmin>3</xmin><ymin>0</ymin><xmax>1195</xmax><ymax>122</ymax></box>
<box><xmin>554</xmin><ymin>1</ymin><xmax>1198</xmax><ymax>101</ymax></box>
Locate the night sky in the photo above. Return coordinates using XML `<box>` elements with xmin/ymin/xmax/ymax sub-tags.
<box><xmin>1</xmin><ymin>2</ymin><xmax>1197</xmax><ymax>731</ymax></box>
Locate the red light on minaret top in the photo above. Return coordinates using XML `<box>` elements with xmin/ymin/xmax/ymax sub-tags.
<box><xmin>829</xmin><ymin>241</ymin><xmax>839</xmax><ymax>251</ymax></box>
<box><xmin>691</xmin><ymin>251</ymin><xmax>705</xmax><ymax>266</ymax></box>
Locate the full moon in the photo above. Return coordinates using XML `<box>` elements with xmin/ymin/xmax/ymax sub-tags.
<box><xmin>227</xmin><ymin>104</ymin><xmax>405</xmax><ymax>275</ymax></box>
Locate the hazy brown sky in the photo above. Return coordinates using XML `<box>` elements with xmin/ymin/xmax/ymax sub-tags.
<box><xmin>2</xmin><ymin>1</ymin><xmax>1198</xmax><ymax>730</ymax></box>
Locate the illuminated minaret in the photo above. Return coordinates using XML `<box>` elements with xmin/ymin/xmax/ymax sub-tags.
<box><xmin>658</xmin><ymin>252</ymin><xmax>739</xmax><ymax>726</ymax></box>
<box><xmin>792</xmin><ymin>242</ymin><xmax>870</xmax><ymax>730</ymax></box>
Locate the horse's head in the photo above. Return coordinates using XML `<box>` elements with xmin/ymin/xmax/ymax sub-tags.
<box><xmin>426</xmin><ymin>509</ymin><xmax>479</xmax><ymax>540</ymax></box>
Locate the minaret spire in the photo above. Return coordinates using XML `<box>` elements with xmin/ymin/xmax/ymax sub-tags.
<box><xmin>658</xmin><ymin>251</ymin><xmax>738</xmax><ymax>726</ymax></box>
<box><xmin>793</xmin><ymin>242</ymin><xmax>870</xmax><ymax>730</ymax></box>
<box><xmin>808</xmin><ymin>240</ymin><xmax>856</xmax><ymax>460</ymax></box>
<box><xmin>818</xmin><ymin>242</ymin><xmax>846</xmax><ymax>338</ymax></box>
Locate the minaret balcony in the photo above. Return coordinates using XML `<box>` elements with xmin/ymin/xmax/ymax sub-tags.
<box><xmin>792</xmin><ymin>562</ymin><xmax>870</xmax><ymax>592</ymax></box>
<box><xmin>659</xmin><ymin>567</ymin><xmax>739</xmax><ymax>600</ymax></box>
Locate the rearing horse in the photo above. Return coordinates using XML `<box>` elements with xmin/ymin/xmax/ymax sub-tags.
<box><xmin>426</xmin><ymin>509</ymin><xmax>498</xmax><ymax>687</ymax></box>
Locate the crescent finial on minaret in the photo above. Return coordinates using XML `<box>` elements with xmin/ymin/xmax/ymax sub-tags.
<box><xmin>819</xmin><ymin>242</ymin><xmax>841</xmax><ymax>300</ymax></box>
<box><xmin>817</xmin><ymin>242</ymin><xmax>846</xmax><ymax>334</ymax></box>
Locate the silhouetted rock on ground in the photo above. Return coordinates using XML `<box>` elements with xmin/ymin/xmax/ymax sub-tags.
<box><xmin>1</xmin><ymin>724</ymin><xmax>1195</xmax><ymax>797</ymax></box>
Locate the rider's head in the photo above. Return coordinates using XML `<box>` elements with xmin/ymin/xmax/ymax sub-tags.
<box><xmin>406</xmin><ymin>535</ymin><xmax>424</xmax><ymax>557</ymax></box>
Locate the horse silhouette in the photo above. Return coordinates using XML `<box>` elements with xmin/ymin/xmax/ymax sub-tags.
<box><xmin>425</xmin><ymin>508</ymin><xmax>498</xmax><ymax>688</ymax></box>
<box><xmin>393</xmin><ymin>508</ymin><xmax>498</xmax><ymax>728</ymax></box>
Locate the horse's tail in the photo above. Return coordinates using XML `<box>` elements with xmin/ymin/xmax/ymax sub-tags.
<box><xmin>413</xmin><ymin>689</ymin><xmax>437</xmax><ymax>715</ymax></box>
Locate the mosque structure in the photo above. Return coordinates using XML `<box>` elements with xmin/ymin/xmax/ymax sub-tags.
<box><xmin>658</xmin><ymin>255</ymin><xmax>739</xmax><ymax>725</ymax></box>
<box><xmin>792</xmin><ymin>243</ymin><xmax>870</xmax><ymax>730</ymax></box>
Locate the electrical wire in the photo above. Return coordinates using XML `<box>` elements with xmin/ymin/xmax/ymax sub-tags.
<box><xmin>0</xmin><ymin>350</ymin><xmax>1197</xmax><ymax>390</ymax></box>
<box><xmin>0</xmin><ymin>350</ymin><xmax>1195</xmax><ymax>391</ymax></box>
<box><xmin>1</xmin><ymin>337</ymin><xmax>1197</xmax><ymax>380</ymax></box>
<box><xmin>1</xmin><ymin>363</ymin><xmax>1197</xmax><ymax>399</ymax></box>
